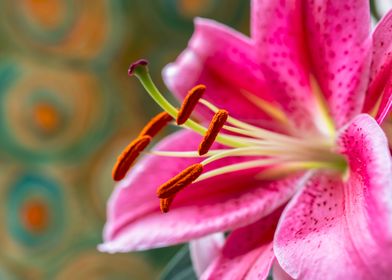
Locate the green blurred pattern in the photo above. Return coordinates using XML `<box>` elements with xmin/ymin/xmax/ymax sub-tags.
<box><xmin>0</xmin><ymin>0</ymin><xmax>249</xmax><ymax>279</ymax></box>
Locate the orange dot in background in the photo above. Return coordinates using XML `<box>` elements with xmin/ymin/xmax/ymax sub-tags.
<box><xmin>23</xmin><ymin>0</ymin><xmax>65</xmax><ymax>27</ymax></box>
<box><xmin>33</xmin><ymin>103</ymin><xmax>60</xmax><ymax>134</ymax></box>
<box><xmin>178</xmin><ymin>0</ymin><xmax>211</xmax><ymax>18</ymax></box>
<box><xmin>21</xmin><ymin>200</ymin><xmax>49</xmax><ymax>233</ymax></box>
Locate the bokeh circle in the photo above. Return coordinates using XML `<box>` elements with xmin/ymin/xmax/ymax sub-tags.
<box><xmin>0</xmin><ymin>58</ymin><xmax>115</xmax><ymax>162</ymax></box>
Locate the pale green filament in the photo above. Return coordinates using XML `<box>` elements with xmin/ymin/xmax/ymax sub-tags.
<box><xmin>201</xmin><ymin>147</ymin><xmax>306</xmax><ymax>165</ymax></box>
<box><xmin>195</xmin><ymin>159</ymin><xmax>283</xmax><ymax>182</ymax></box>
<box><xmin>150</xmin><ymin>145</ymin><xmax>346</xmax><ymax>174</ymax></box>
<box><xmin>195</xmin><ymin>159</ymin><xmax>346</xmax><ymax>183</ymax></box>
<box><xmin>148</xmin><ymin>150</ymin><xmax>219</xmax><ymax>157</ymax></box>
<box><xmin>199</xmin><ymin>145</ymin><xmax>346</xmax><ymax>167</ymax></box>
<box><xmin>256</xmin><ymin>161</ymin><xmax>347</xmax><ymax>180</ymax></box>
<box><xmin>222</xmin><ymin>125</ymin><xmax>330</xmax><ymax>149</ymax></box>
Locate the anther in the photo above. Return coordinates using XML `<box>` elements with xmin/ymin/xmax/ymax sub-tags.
<box><xmin>160</xmin><ymin>196</ymin><xmax>174</xmax><ymax>213</ymax></box>
<box><xmin>198</xmin><ymin>110</ymin><xmax>228</xmax><ymax>155</ymax></box>
<box><xmin>139</xmin><ymin>111</ymin><xmax>173</xmax><ymax>138</ymax></box>
<box><xmin>176</xmin><ymin>85</ymin><xmax>206</xmax><ymax>125</ymax></box>
<box><xmin>157</xmin><ymin>163</ymin><xmax>203</xmax><ymax>198</ymax></box>
<box><xmin>112</xmin><ymin>135</ymin><xmax>151</xmax><ymax>181</ymax></box>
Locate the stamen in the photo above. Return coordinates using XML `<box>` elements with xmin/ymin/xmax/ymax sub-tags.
<box><xmin>177</xmin><ymin>85</ymin><xmax>206</xmax><ymax>125</ymax></box>
<box><xmin>139</xmin><ymin>111</ymin><xmax>173</xmax><ymax>138</ymax></box>
<box><xmin>157</xmin><ymin>163</ymin><xmax>203</xmax><ymax>198</ymax></box>
<box><xmin>160</xmin><ymin>196</ymin><xmax>174</xmax><ymax>213</ymax></box>
<box><xmin>200</xmin><ymin>147</ymin><xmax>286</xmax><ymax>165</ymax></box>
<box><xmin>112</xmin><ymin>135</ymin><xmax>151</xmax><ymax>181</ymax></box>
<box><xmin>149</xmin><ymin>150</ymin><xmax>223</xmax><ymax>157</ymax></box>
<box><xmin>195</xmin><ymin>159</ymin><xmax>283</xmax><ymax>182</ymax></box>
<box><xmin>222</xmin><ymin>125</ymin><xmax>331</xmax><ymax>149</ymax></box>
<box><xmin>254</xmin><ymin>161</ymin><xmax>346</xmax><ymax>180</ymax></box>
<box><xmin>199</xmin><ymin>110</ymin><xmax>228</xmax><ymax>155</ymax></box>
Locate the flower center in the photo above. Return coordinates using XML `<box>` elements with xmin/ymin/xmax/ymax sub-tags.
<box><xmin>113</xmin><ymin>59</ymin><xmax>347</xmax><ymax>213</ymax></box>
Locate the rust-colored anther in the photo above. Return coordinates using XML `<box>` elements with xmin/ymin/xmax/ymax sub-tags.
<box><xmin>160</xmin><ymin>196</ymin><xmax>174</xmax><ymax>213</ymax></box>
<box><xmin>112</xmin><ymin>135</ymin><xmax>151</xmax><ymax>181</ymax></box>
<box><xmin>157</xmin><ymin>163</ymin><xmax>203</xmax><ymax>198</ymax></box>
<box><xmin>176</xmin><ymin>84</ymin><xmax>206</xmax><ymax>125</ymax></box>
<box><xmin>198</xmin><ymin>109</ymin><xmax>228</xmax><ymax>155</ymax></box>
<box><xmin>139</xmin><ymin>111</ymin><xmax>173</xmax><ymax>138</ymax></box>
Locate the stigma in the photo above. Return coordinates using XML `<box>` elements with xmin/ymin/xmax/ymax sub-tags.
<box><xmin>112</xmin><ymin>59</ymin><xmax>347</xmax><ymax>213</ymax></box>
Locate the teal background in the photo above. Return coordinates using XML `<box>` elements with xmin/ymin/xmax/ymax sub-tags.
<box><xmin>0</xmin><ymin>0</ymin><xmax>249</xmax><ymax>279</ymax></box>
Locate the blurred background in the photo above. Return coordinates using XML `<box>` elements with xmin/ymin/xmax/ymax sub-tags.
<box><xmin>0</xmin><ymin>0</ymin><xmax>389</xmax><ymax>279</ymax></box>
<box><xmin>0</xmin><ymin>0</ymin><xmax>250</xmax><ymax>279</ymax></box>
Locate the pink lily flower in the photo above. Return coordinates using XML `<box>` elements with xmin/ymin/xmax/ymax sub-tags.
<box><xmin>100</xmin><ymin>1</ymin><xmax>392</xmax><ymax>279</ymax></box>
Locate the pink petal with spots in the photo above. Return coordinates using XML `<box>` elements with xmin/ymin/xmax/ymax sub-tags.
<box><xmin>304</xmin><ymin>0</ymin><xmax>372</xmax><ymax>127</ymax></box>
<box><xmin>274</xmin><ymin>114</ymin><xmax>392</xmax><ymax>279</ymax></box>
<box><xmin>365</xmin><ymin>10</ymin><xmax>392</xmax><ymax>113</ymax></box>
<box><xmin>99</xmin><ymin>130</ymin><xmax>304</xmax><ymax>252</ymax></box>
<box><xmin>251</xmin><ymin>0</ymin><xmax>319</xmax><ymax>133</ymax></box>
<box><xmin>201</xmin><ymin>208</ymin><xmax>282</xmax><ymax>280</ymax></box>
<box><xmin>162</xmin><ymin>18</ymin><xmax>282</xmax><ymax>128</ymax></box>
<box><xmin>190</xmin><ymin>233</ymin><xmax>225</xmax><ymax>277</ymax></box>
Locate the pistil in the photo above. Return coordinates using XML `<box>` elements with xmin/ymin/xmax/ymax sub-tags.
<box><xmin>129</xmin><ymin>60</ymin><xmax>247</xmax><ymax>148</ymax></box>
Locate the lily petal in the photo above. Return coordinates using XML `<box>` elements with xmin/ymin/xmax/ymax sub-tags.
<box><xmin>304</xmin><ymin>0</ymin><xmax>371</xmax><ymax>127</ymax></box>
<box><xmin>365</xmin><ymin>10</ymin><xmax>392</xmax><ymax>115</ymax></box>
<box><xmin>201</xmin><ymin>208</ymin><xmax>282</xmax><ymax>280</ymax></box>
<box><xmin>100</xmin><ymin>130</ymin><xmax>305</xmax><ymax>252</ymax></box>
<box><xmin>162</xmin><ymin>18</ymin><xmax>280</xmax><ymax>128</ymax></box>
<box><xmin>251</xmin><ymin>0</ymin><xmax>372</xmax><ymax>130</ymax></box>
<box><xmin>190</xmin><ymin>233</ymin><xmax>225</xmax><ymax>277</ymax></box>
<box><xmin>274</xmin><ymin>114</ymin><xmax>392</xmax><ymax>279</ymax></box>
<box><xmin>251</xmin><ymin>0</ymin><xmax>318</xmax><ymax>132</ymax></box>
